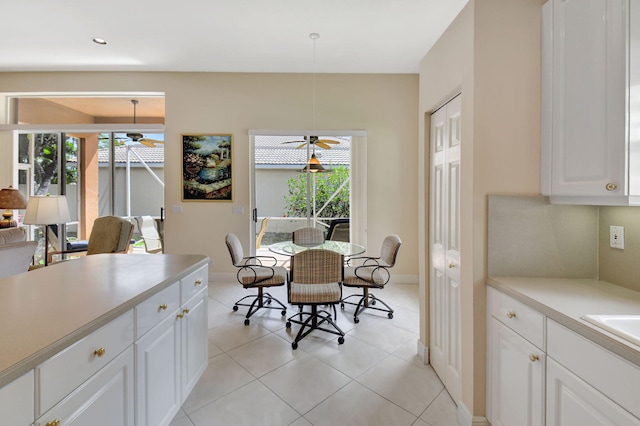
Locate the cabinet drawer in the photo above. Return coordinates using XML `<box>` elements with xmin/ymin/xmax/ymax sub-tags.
<box><xmin>136</xmin><ymin>281</ymin><xmax>180</xmax><ymax>338</ymax></box>
<box><xmin>36</xmin><ymin>346</ymin><xmax>134</xmax><ymax>426</ymax></box>
<box><xmin>180</xmin><ymin>266</ymin><xmax>207</xmax><ymax>304</ymax></box>
<box><xmin>0</xmin><ymin>370</ymin><xmax>34</xmax><ymax>426</ymax></box>
<box><xmin>36</xmin><ymin>310</ymin><xmax>134</xmax><ymax>417</ymax></box>
<box><xmin>488</xmin><ymin>287</ymin><xmax>545</xmax><ymax>349</ymax></box>
<box><xmin>547</xmin><ymin>319</ymin><xmax>640</xmax><ymax>419</ymax></box>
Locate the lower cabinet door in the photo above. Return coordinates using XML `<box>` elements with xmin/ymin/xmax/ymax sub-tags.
<box><xmin>490</xmin><ymin>319</ymin><xmax>545</xmax><ymax>426</ymax></box>
<box><xmin>181</xmin><ymin>288</ymin><xmax>208</xmax><ymax>399</ymax></box>
<box><xmin>136</xmin><ymin>311</ymin><xmax>181</xmax><ymax>426</ymax></box>
<box><xmin>35</xmin><ymin>347</ymin><xmax>134</xmax><ymax>426</ymax></box>
<box><xmin>547</xmin><ymin>358</ymin><xmax>640</xmax><ymax>426</ymax></box>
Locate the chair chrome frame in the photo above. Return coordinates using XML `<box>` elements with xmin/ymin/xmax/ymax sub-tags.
<box><xmin>226</xmin><ymin>233</ymin><xmax>287</xmax><ymax>326</ymax></box>
<box><xmin>286</xmin><ymin>249</ymin><xmax>345</xmax><ymax>349</ymax></box>
<box><xmin>341</xmin><ymin>235</ymin><xmax>401</xmax><ymax>323</ymax></box>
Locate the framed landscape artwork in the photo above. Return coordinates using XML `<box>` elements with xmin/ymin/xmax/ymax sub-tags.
<box><xmin>182</xmin><ymin>134</ymin><xmax>233</xmax><ymax>201</ymax></box>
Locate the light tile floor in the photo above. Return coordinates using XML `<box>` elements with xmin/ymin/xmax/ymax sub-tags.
<box><xmin>170</xmin><ymin>277</ymin><xmax>460</xmax><ymax>426</ymax></box>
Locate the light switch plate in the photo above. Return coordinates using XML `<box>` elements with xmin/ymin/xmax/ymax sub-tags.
<box><xmin>610</xmin><ymin>225</ymin><xmax>624</xmax><ymax>249</ymax></box>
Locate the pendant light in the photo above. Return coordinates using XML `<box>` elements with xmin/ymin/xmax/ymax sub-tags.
<box><xmin>301</xmin><ymin>33</ymin><xmax>330</xmax><ymax>174</ymax></box>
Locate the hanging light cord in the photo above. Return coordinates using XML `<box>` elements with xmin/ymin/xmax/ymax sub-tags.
<box><xmin>310</xmin><ymin>32</ymin><xmax>319</xmax><ymax>131</ymax></box>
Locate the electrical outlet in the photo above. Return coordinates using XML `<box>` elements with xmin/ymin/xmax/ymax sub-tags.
<box><xmin>610</xmin><ymin>225</ymin><xmax>625</xmax><ymax>249</ymax></box>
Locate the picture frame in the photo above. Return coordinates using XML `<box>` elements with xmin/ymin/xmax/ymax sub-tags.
<box><xmin>182</xmin><ymin>134</ymin><xmax>233</xmax><ymax>201</ymax></box>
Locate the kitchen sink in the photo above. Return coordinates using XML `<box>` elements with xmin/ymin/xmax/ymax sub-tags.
<box><xmin>582</xmin><ymin>315</ymin><xmax>640</xmax><ymax>347</ymax></box>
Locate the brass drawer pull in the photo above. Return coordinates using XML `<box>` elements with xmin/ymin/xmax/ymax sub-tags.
<box><xmin>606</xmin><ymin>183</ymin><xmax>618</xmax><ymax>191</ymax></box>
<box><xmin>529</xmin><ymin>353</ymin><xmax>539</xmax><ymax>362</ymax></box>
<box><xmin>46</xmin><ymin>420</ymin><xmax>61</xmax><ymax>426</ymax></box>
<box><xmin>177</xmin><ymin>313</ymin><xmax>184</xmax><ymax>319</ymax></box>
<box><xmin>183</xmin><ymin>308</ymin><xmax>190</xmax><ymax>314</ymax></box>
<box><xmin>159</xmin><ymin>303</ymin><xmax>168</xmax><ymax>311</ymax></box>
<box><xmin>195</xmin><ymin>279</ymin><xmax>203</xmax><ymax>286</ymax></box>
<box><xmin>94</xmin><ymin>347</ymin><xmax>106</xmax><ymax>357</ymax></box>
<box><xmin>506</xmin><ymin>311</ymin><xmax>516</xmax><ymax>319</ymax></box>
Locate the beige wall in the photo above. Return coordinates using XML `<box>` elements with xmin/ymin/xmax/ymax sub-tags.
<box><xmin>0</xmin><ymin>71</ymin><xmax>419</xmax><ymax>278</ymax></box>
<box><xmin>598</xmin><ymin>206</ymin><xmax>640</xmax><ymax>291</ymax></box>
<box><xmin>419</xmin><ymin>0</ymin><xmax>544</xmax><ymax>417</ymax></box>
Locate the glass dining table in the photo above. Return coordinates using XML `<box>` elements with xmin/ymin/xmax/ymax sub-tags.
<box><xmin>268</xmin><ymin>240</ymin><xmax>366</xmax><ymax>257</ymax></box>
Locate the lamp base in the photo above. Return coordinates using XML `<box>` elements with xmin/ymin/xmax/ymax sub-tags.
<box><xmin>0</xmin><ymin>211</ymin><xmax>17</xmax><ymax>228</ymax></box>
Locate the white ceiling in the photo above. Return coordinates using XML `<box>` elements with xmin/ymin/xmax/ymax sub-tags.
<box><xmin>1</xmin><ymin>0</ymin><xmax>468</xmax><ymax>74</ymax></box>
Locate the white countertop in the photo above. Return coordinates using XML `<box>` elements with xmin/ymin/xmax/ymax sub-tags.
<box><xmin>487</xmin><ymin>277</ymin><xmax>640</xmax><ymax>367</ymax></box>
<box><xmin>0</xmin><ymin>254</ymin><xmax>209</xmax><ymax>388</ymax></box>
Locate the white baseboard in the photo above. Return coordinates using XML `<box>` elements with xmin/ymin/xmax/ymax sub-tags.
<box><xmin>417</xmin><ymin>339</ymin><xmax>429</xmax><ymax>364</ymax></box>
<box><xmin>457</xmin><ymin>402</ymin><xmax>490</xmax><ymax>426</ymax></box>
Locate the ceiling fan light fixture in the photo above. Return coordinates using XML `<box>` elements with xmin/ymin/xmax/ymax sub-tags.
<box><xmin>301</xmin><ymin>152</ymin><xmax>330</xmax><ymax>173</ymax></box>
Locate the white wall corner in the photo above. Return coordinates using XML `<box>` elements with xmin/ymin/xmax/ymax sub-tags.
<box><xmin>457</xmin><ymin>402</ymin><xmax>490</xmax><ymax>426</ymax></box>
<box><xmin>417</xmin><ymin>339</ymin><xmax>429</xmax><ymax>364</ymax></box>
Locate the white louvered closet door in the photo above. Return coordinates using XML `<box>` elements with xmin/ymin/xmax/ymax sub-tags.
<box><xmin>429</xmin><ymin>94</ymin><xmax>462</xmax><ymax>404</ymax></box>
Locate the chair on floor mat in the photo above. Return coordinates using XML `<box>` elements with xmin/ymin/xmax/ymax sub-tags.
<box><xmin>225</xmin><ymin>233</ymin><xmax>287</xmax><ymax>325</ymax></box>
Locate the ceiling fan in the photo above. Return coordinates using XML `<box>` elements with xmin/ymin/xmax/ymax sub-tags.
<box><xmin>125</xmin><ymin>99</ymin><xmax>164</xmax><ymax>148</ymax></box>
<box><xmin>281</xmin><ymin>135</ymin><xmax>340</xmax><ymax>150</ymax></box>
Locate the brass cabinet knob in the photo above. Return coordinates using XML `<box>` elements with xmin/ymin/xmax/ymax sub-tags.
<box><xmin>94</xmin><ymin>347</ymin><xmax>106</xmax><ymax>357</ymax></box>
<box><xmin>159</xmin><ymin>304</ymin><xmax>168</xmax><ymax>311</ymax></box>
<box><xmin>529</xmin><ymin>353</ymin><xmax>539</xmax><ymax>362</ymax></box>
<box><xmin>506</xmin><ymin>311</ymin><xmax>516</xmax><ymax>319</ymax></box>
<box><xmin>46</xmin><ymin>420</ymin><xmax>61</xmax><ymax>426</ymax></box>
<box><xmin>606</xmin><ymin>183</ymin><xmax>618</xmax><ymax>191</ymax></box>
<box><xmin>448</xmin><ymin>262</ymin><xmax>456</xmax><ymax>269</ymax></box>
<box><xmin>177</xmin><ymin>313</ymin><xmax>184</xmax><ymax>319</ymax></box>
<box><xmin>195</xmin><ymin>279</ymin><xmax>203</xmax><ymax>286</ymax></box>
<box><xmin>183</xmin><ymin>308</ymin><xmax>190</xmax><ymax>314</ymax></box>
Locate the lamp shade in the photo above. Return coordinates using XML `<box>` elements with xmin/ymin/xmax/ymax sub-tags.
<box><xmin>300</xmin><ymin>153</ymin><xmax>330</xmax><ymax>173</ymax></box>
<box><xmin>23</xmin><ymin>195</ymin><xmax>71</xmax><ymax>225</ymax></box>
<box><xmin>0</xmin><ymin>186</ymin><xmax>28</xmax><ymax>209</ymax></box>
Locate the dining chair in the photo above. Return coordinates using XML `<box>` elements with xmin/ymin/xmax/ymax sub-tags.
<box><xmin>134</xmin><ymin>215</ymin><xmax>163</xmax><ymax>254</ymax></box>
<box><xmin>341</xmin><ymin>234</ymin><xmax>401</xmax><ymax>323</ymax></box>
<box><xmin>286</xmin><ymin>248</ymin><xmax>345</xmax><ymax>349</ymax></box>
<box><xmin>225</xmin><ymin>233</ymin><xmax>287</xmax><ymax>325</ymax></box>
<box><xmin>292</xmin><ymin>226</ymin><xmax>325</xmax><ymax>245</ymax></box>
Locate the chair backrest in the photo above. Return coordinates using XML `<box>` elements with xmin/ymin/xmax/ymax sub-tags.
<box><xmin>255</xmin><ymin>217</ymin><xmax>269</xmax><ymax>249</ymax></box>
<box><xmin>134</xmin><ymin>216</ymin><xmax>163</xmax><ymax>253</ymax></box>
<box><xmin>326</xmin><ymin>219</ymin><xmax>349</xmax><ymax>242</ymax></box>
<box><xmin>86</xmin><ymin>216</ymin><xmax>134</xmax><ymax>255</ymax></box>
<box><xmin>379</xmin><ymin>234</ymin><xmax>402</xmax><ymax>267</ymax></box>
<box><xmin>290</xmin><ymin>249</ymin><xmax>343</xmax><ymax>284</ymax></box>
<box><xmin>292</xmin><ymin>227</ymin><xmax>325</xmax><ymax>245</ymax></box>
<box><xmin>225</xmin><ymin>233</ymin><xmax>244</xmax><ymax>266</ymax></box>
<box><xmin>0</xmin><ymin>241</ymin><xmax>37</xmax><ymax>278</ymax></box>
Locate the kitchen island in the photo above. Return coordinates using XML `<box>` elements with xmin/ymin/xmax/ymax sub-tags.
<box><xmin>0</xmin><ymin>253</ymin><xmax>210</xmax><ymax>426</ymax></box>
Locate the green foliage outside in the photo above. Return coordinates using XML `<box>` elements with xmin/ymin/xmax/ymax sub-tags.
<box><xmin>284</xmin><ymin>165</ymin><xmax>350</xmax><ymax>219</ymax></box>
<box><xmin>31</xmin><ymin>134</ymin><xmax>78</xmax><ymax>195</ymax></box>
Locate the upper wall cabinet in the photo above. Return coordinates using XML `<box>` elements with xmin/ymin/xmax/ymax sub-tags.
<box><xmin>541</xmin><ymin>0</ymin><xmax>640</xmax><ymax>205</ymax></box>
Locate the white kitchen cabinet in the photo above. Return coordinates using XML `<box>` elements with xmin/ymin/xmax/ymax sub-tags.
<box><xmin>35</xmin><ymin>347</ymin><xmax>134</xmax><ymax>426</ymax></box>
<box><xmin>135</xmin><ymin>311</ymin><xmax>181</xmax><ymax>426</ymax></box>
<box><xmin>0</xmin><ymin>370</ymin><xmax>34</xmax><ymax>426</ymax></box>
<box><xmin>541</xmin><ymin>0</ymin><xmax>640</xmax><ymax>205</ymax></box>
<box><xmin>547</xmin><ymin>358</ymin><xmax>640</xmax><ymax>426</ymax></box>
<box><xmin>487</xmin><ymin>287</ymin><xmax>545</xmax><ymax>426</ymax></box>
<box><xmin>135</xmin><ymin>267</ymin><xmax>208</xmax><ymax>426</ymax></box>
<box><xmin>180</xmin><ymin>286</ymin><xmax>208</xmax><ymax>398</ymax></box>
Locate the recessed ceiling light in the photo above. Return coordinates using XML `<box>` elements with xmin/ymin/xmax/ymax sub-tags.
<box><xmin>92</xmin><ymin>38</ymin><xmax>107</xmax><ymax>45</ymax></box>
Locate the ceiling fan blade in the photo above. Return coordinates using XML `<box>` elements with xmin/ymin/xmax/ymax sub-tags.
<box><xmin>281</xmin><ymin>140</ymin><xmax>305</xmax><ymax>144</ymax></box>
<box><xmin>317</xmin><ymin>139</ymin><xmax>339</xmax><ymax>144</ymax></box>
<box><xmin>296</xmin><ymin>142</ymin><xmax>307</xmax><ymax>149</ymax></box>
<box><xmin>138</xmin><ymin>138</ymin><xmax>164</xmax><ymax>147</ymax></box>
<box><xmin>315</xmin><ymin>142</ymin><xmax>332</xmax><ymax>150</ymax></box>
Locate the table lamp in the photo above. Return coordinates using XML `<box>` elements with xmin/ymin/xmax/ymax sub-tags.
<box><xmin>0</xmin><ymin>186</ymin><xmax>28</xmax><ymax>228</ymax></box>
<box><xmin>23</xmin><ymin>195</ymin><xmax>71</xmax><ymax>266</ymax></box>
